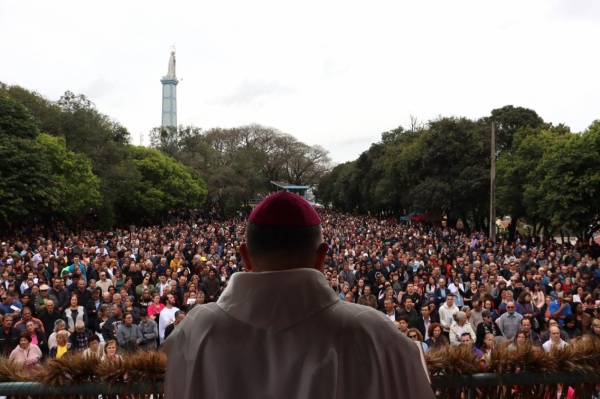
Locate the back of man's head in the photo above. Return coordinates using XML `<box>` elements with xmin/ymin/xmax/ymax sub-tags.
<box><xmin>244</xmin><ymin>192</ymin><xmax>325</xmax><ymax>272</ymax></box>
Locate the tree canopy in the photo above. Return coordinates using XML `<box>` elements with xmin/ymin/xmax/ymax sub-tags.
<box><xmin>319</xmin><ymin>108</ymin><xmax>600</xmax><ymax>240</ymax></box>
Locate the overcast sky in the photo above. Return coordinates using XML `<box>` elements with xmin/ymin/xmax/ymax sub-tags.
<box><xmin>1</xmin><ymin>0</ymin><xmax>599</xmax><ymax>164</ymax></box>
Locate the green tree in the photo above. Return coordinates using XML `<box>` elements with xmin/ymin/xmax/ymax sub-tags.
<box><xmin>121</xmin><ymin>146</ymin><xmax>207</xmax><ymax>221</ymax></box>
<box><xmin>0</xmin><ymin>95</ymin><xmax>57</xmax><ymax>221</ymax></box>
<box><xmin>37</xmin><ymin>133</ymin><xmax>102</xmax><ymax>219</ymax></box>
<box><xmin>487</xmin><ymin>105</ymin><xmax>544</xmax><ymax>156</ymax></box>
<box><xmin>57</xmin><ymin>91</ymin><xmax>140</xmax><ymax>226</ymax></box>
<box><xmin>535</xmin><ymin>121</ymin><xmax>600</xmax><ymax>239</ymax></box>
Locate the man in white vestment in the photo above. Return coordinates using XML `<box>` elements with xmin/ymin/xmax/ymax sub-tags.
<box><xmin>165</xmin><ymin>191</ymin><xmax>434</xmax><ymax>399</ymax></box>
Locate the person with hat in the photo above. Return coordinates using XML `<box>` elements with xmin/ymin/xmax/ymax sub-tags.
<box><xmin>165</xmin><ymin>191</ymin><xmax>434</xmax><ymax>399</ymax></box>
<box><xmin>34</xmin><ymin>284</ymin><xmax>58</xmax><ymax>314</ymax></box>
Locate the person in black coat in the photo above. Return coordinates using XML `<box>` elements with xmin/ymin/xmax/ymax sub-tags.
<box><xmin>37</xmin><ymin>300</ymin><xmax>62</xmax><ymax>339</ymax></box>
<box><xmin>433</xmin><ymin>279</ymin><xmax>451</xmax><ymax>308</ymax></box>
<box><xmin>0</xmin><ymin>315</ymin><xmax>20</xmax><ymax>356</ymax></box>
<box><xmin>163</xmin><ymin>311</ymin><xmax>185</xmax><ymax>342</ymax></box>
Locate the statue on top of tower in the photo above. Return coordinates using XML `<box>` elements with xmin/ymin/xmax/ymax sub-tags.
<box><xmin>167</xmin><ymin>50</ymin><xmax>176</xmax><ymax>77</ymax></box>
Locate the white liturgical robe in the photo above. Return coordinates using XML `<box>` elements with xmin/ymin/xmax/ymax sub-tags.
<box><xmin>165</xmin><ymin>268</ymin><xmax>434</xmax><ymax>399</ymax></box>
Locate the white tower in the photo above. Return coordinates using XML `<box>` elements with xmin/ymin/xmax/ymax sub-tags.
<box><xmin>160</xmin><ymin>49</ymin><xmax>179</xmax><ymax>128</ymax></box>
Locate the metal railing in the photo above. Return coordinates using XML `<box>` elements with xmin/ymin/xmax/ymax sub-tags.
<box><xmin>0</xmin><ymin>371</ymin><xmax>598</xmax><ymax>398</ymax></box>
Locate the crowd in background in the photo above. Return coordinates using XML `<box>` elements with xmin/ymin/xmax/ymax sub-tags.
<box><xmin>1</xmin><ymin>208</ymin><xmax>599</xmax><ymax>369</ymax></box>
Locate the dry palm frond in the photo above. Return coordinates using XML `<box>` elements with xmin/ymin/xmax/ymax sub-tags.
<box><xmin>33</xmin><ymin>354</ymin><xmax>101</xmax><ymax>386</ymax></box>
<box><xmin>95</xmin><ymin>357</ymin><xmax>127</xmax><ymax>385</ymax></box>
<box><xmin>560</xmin><ymin>336</ymin><xmax>600</xmax><ymax>375</ymax></box>
<box><xmin>121</xmin><ymin>350</ymin><xmax>166</xmax><ymax>382</ymax></box>
<box><xmin>481</xmin><ymin>343</ymin><xmax>552</xmax><ymax>375</ymax></box>
<box><xmin>0</xmin><ymin>357</ymin><xmax>29</xmax><ymax>382</ymax></box>
<box><xmin>426</xmin><ymin>345</ymin><xmax>480</xmax><ymax>375</ymax></box>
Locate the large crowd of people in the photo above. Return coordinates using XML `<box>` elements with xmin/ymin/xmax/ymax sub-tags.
<box><xmin>1</xmin><ymin>207</ymin><xmax>599</xmax><ymax>371</ymax></box>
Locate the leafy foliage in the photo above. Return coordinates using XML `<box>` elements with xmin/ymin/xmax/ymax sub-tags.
<box><xmin>320</xmin><ymin>106</ymin><xmax>599</xmax><ymax>238</ymax></box>
<box><xmin>150</xmin><ymin>123</ymin><xmax>332</xmax><ymax>211</ymax></box>
<box><xmin>121</xmin><ymin>146</ymin><xmax>208</xmax><ymax>220</ymax></box>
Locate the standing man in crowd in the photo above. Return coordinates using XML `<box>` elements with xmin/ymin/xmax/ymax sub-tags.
<box><xmin>496</xmin><ymin>301</ymin><xmax>523</xmax><ymax>340</ymax></box>
<box><xmin>165</xmin><ymin>191</ymin><xmax>433</xmax><ymax>399</ymax></box>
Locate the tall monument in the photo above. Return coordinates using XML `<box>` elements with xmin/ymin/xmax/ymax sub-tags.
<box><xmin>161</xmin><ymin>49</ymin><xmax>179</xmax><ymax>128</ymax></box>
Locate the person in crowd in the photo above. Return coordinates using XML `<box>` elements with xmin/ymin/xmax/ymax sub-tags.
<box><xmin>63</xmin><ymin>294</ymin><xmax>87</xmax><ymax>333</ymax></box>
<box><xmin>82</xmin><ymin>334</ymin><xmax>104</xmax><ymax>358</ymax></box>
<box><xmin>147</xmin><ymin>293</ymin><xmax>164</xmax><ymax>321</ymax></box>
<box><xmin>561</xmin><ymin>314</ymin><xmax>581</xmax><ymax>341</ymax></box>
<box><xmin>573</xmin><ymin>302</ymin><xmax>591</xmax><ymax>335</ymax></box>
<box><xmin>495</xmin><ymin>301</ymin><xmax>523</xmax><ymax>340</ymax></box>
<box><xmin>460</xmin><ymin>332</ymin><xmax>483</xmax><ymax>358</ymax></box>
<box><xmin>543</xmin><ymin>325</ymin><xmax>568</xmax><ymax>352</ymax></box>
<box><xmin>449</xmin><ymin>311</ymin><xmax>476</xmax><ymax>346</ymax></box>
<box><xmin>164</xmin><ymin>310</ymin><xmax>185</xmax><ymax>341</ymax></box>
<box><xmin>49</xmin><ymin>329</ymin><xmax>72</xmax><ymax>359</ymax></box>
<box><xmin>158</xmin><ymin>294</ymin><xmax>179</xmax><ymax>344</ymax></box>
<box><xmin>24</xmin><ymin>320</ymin><xmax>47</xmax><ymax>355</ymax></box>
<box><xmin>407</xmin><ymin>328</ymin><xmax>429</xmax><ymax>353</ymax></box>
<box><xmin>138</xmin><ymin>309</ymin><xmax>158</xmax><ymax>350</ymax></box>
<box><xmin>9</xmin><ymin>332</ymin><xmax>42</xmax><ymax>372</ymax></box>
<box><xmin>439</xmin><ymin>293</ymin><xmax>459</xmax><ymax>335</ymax></box>
<box><xmin>548</xmin><ymin>292</ymin><xmax>571</xmax><ymax>327</ymax></box>
<box><xmin>586</xmin><ymin>318</ymin><xmax>600</xmax><ymax>340</ymax></box>
<box><xmin>124</xmin><ymin>296</ymin><xmax>141</xmax><ymax>324</ymax></box>
<box><xmin>14</xmin><ymin>307</ymin><xmax>44</xmax><ymax>333</ymax></box>
<box><xmin>0</xmin><ymin>315</ymin><xmax>19</xmax><ymax>356</ymax></box>
<box><xmin>520</xmin><ymin>318</ymin><xmax>541</xmax><ymax>345</ymax></box>
<box><xmin>480</xmin><ymin>333</ymin><xmax>495</xmax><ymax>364</ymax></box>
<box><xmin>475</xmin><ymin>309</ymin><xmax>503</xmax><ymax>348</ymax></box>
<box><xmin>102</xmin><ymin>303</ymin><xmax>124</xmax><ymax>342</ymax></box>
<box><xmin>116</xmin><ymin>311</ymin><xmax>143</xmax><ymax>351</ymax></box>
<box><xmin>34</xmin><ymin>284</ymin><xmax>58</xmax><ymax>314</ymax></box>
<box><xmin>69</xmin><ymin>320</ymin><xmax>96</xmax><ymax>352</ymax></box>
<box><xmin>101</xmin><ymin>339</ymin><xmax>122</xmax><ymax>363</ymax></box>
<box><xmin>508</xmin><ymin>330</ymin><xmax>529</xmax><ymax>350</ymax></box>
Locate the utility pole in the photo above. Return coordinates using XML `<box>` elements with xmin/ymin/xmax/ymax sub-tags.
<box><xmin>490</xmin><ymin>122</ymin><xmax>496</xmax><ymax>242</ymax></box>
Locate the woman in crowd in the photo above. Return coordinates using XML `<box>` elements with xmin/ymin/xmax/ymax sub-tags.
<box><xmin>531</xmin><ymin>282</ymin><xmax>545</xmax><ymax>310</ymax></box>
<box><xmin>449</xmin><ymin>311</ymin><xmax>476</xmax><ymax>346</ymax></box>
<box><xmin>49</xmin><ymin>330</ymin><xmax>72</xmax><ymax>359</ymax></box>
<box><xmin>338</xmin><ymin>283</ymin><xmax>350</xmax><ymax>301</ymax></box>
<box><xmin>48</xmin><ymin>319</ymin><xmax>69</xmax><ymax>352</ymax></box>
<box><xmin>355</xmin><ymin>264</ymin><xmax>371</xmax><ymax>287</ymax></box>
<box><xmin>573</xmin><ymin>302</ymin><xmax>591</xmax><ymax>335</ymax></box>
<box><xmin>586</xmin><ymin>318</ymin><xmax>600</xmax><ymax>340</ymax></box>
<box><xmin>218</xmin><ymin>266</ymin><xmax>230</xmax><ymax>284</ymax></box>
<box><xmin>425</xmin><ymin>322</ymin><xmax>449</xmax><ymax>351</ymax></box>
<box><xmin>95</xmin><ymin>303</ymin><xmax>110</xmax><ymax>333</ymax></box>
<box><xmin>549</xmin><ymin>282</ymin><xmax>563</xmax><ymax>301</ymax></box>
<box><xmin>101</xmin><ymin>339</ymin><xmax>122</xmax><ymax>363</ymax></box>
<box><xmin>508</xmin><ymin>330</ymin><xmax>529</xmax><ymax>350</ymax></box>
<box><xmin>9</xmin><ymin>332</ymin><xmax>42</xmax><ymax>372</ymax></box>
<box><xmin>124</xmin><ymin>296</ymin><xmax>141</xmax><ymax>324</ymax></box>
<box><xmin>135</xmin><ymin>274</ymin><xmax>155</xmax><ymax>299</ymax></box>
<box><xmin>424</xmin><ymin>276</ymin><xmax>437</xmax><ymax>303</ymax></box>
<box><xmin>562</xmin><ymin>315</ymin><xmax>581</xmax><ymax>341</ymax></box>
<box><xmin>24</xmin><ymin>320</ymin><xmax>47</xmax><ymax>355</ymax></box>
<box><xmin>112</xmin><ymin>268</ymin><xmax>125</xmax><ymax>291</ymax></box>
<box><xmin>480</xmin><ymin>333</ymin><xmax>495</xmax><ymax>363</ymax></box>
<box><xmin>463</xmin><ymin>281</ymin><xmax>478</xmax><ymax>308</ymax></box>
<box><xmin>517</xmin><ymin>291</ymin><xmax>539</xmax><ymax>328</ymax></box>
<box><xmin>148</xmin><ymin>293</ymin><xmax>165</xmax><ymax>321</ymax></box>
<box><xmin>407</xmin><ymin>328</ymin><xmax>429</xmax><ymax>353</ymax></box>
<box><xmin>63</xmin><ymin>293</ymin><xmax>87</xmax><ymax>333</ymax></box>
